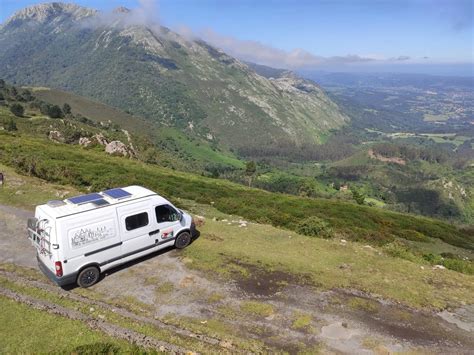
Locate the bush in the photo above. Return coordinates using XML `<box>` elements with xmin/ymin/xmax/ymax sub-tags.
<box><xmin>40</xmin><ymin>103</ymin><xmax>63</xmax><ymax>118</ymax></box>
<box><xmin>296</xmin><ymin>216</ymin><xmax>333</xmax><ymax>238</ymax></box>
<box><xmin>351</xmin><ymin>188</ymin><xmax>366</xmax><ymax>205</ymax></box>
<box><xmin>4</xmin><ymin>118</ymin><xmax>17</xmax><ymax>131</ymax></box>
<box><xmin>9</xmin><ymin>103</ymin><xmax>24</xmax><ymax>117</ymax></box>
<box><xmin>62</xmin><ymin>103</ymin><xmax>72</xmax><ymax>115</ymax></box>
<box><xmin>442</xmin><ymin>258</ymin><xmax>473</xmax><ymax>275</ymax></box>
<box><xmin>48</xmin><ymin>104</ymin><xmax>63</xmax><ymax>118</ymax></box>
<box><xmin>383</xmin><ymin>241</ymin><xmax>419</xmax><ymax>262</ymax></box>
<box><xmin>396</xmin><ymin>229</ymin><xmax>430</xmax><ymax>242</ymax></box>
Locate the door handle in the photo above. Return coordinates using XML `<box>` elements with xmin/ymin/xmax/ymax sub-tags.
<box><xmin>149</xmin><ymin>229</ymin><xmax>160</xmax><ymax>236</ymax></box>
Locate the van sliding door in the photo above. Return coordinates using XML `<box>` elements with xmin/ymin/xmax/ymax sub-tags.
<box><xmin>117</xmin><ymin>201</ymin><xmax>156</xmax><ymax>259</ymax></box>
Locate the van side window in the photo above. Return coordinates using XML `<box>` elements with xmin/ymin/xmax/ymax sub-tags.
<box><xmin>125</xmin><ymin>212</ymin><xmax>149</xmax><ymax>231</ymax></box>
<box><xmin>155</xmin><ymin>205</ymin><xmax>180</xmax><ymax>223</ymax></box>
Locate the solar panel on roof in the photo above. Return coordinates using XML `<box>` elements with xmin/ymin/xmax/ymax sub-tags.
<box><xmin>103</xmin><ymin>188</ymin><xmax>132</xmax><ymax>200</ymax></box>
<box><xmin>67</xmin><ymin>193</ymin><xmax>103</xmax><ymax>205</ymax></box>
<box><xmin>92</xmin><ymin>199</ymin><xmax>110</xmax><ymax>207</ymax></box>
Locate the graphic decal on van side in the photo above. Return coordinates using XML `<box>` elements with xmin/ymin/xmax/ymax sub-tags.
<box><xmin>161</xmin><ymin>227</ymin><xmax>174</xmax><ymax>239</ymax></box>
<box><xmin>69</xmin><ymin>220</ymin><xmax>116</xmax><ymax>249</ymax></box>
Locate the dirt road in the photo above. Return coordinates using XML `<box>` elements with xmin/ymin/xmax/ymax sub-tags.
<box><xmin>1</xmin><ymin>204</ymin><xmax>473</xmax><ymax>354</ymax></box>
<box><xmin>0</xmin><ymin>204</ymin><xmax>35</xmax><ymax>268</ymax></box>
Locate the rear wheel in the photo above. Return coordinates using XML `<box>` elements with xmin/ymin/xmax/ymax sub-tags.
<box><xmin>77</xmin><ymin>266</ymin><xmax>100</xmax><ymax>288</ymax></box>
<box><xmin>175</xmin><ymin>231</ymin><xmax>192</xmax><ymax>249</ymax></box>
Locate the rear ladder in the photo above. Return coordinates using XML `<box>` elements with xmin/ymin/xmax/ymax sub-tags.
<box><xmin>27</xmin><ymin>217</ymin><xmax>53</xmax><ymax>256</ymax></box>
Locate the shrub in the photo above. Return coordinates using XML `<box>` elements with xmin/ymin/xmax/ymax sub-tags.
<box><xmin>40</xmin><ymin>103</ymin><xmax>63</xmax><ymax>118</ymax></box>
<box><xmin>4</xmin><ymin>118</ymin><xmax>17</xmax><ymax>132</ymax></box>
<box><xmin>383</xmin><ymin>241</ymin><xmax>419</xmax><ymax>262</ymax></box>
<box><xmin>397</xmin><ymin>229</ymin><xmax>430</xmax><ymax>242</ymax></box>
<box><xmin>62</xmin><ymin>103</ymin><xmax>72</xmax><ymax>115</ymax></box>
<box><xmin>10</xmin><ymin>103</ymin><xmax>24</xmax><ymax>117</ymax></box>
<box><xmin>442</xmin><ymin>258</ymin><xmax>473</xmax><ymax>275</ymax></box>
<box><xmin>351</xmin><ymin>188</ymin><xmax>366</xmax><ymax>205</ymax></box>
<box><xmin>423</xmin><ymin>253</ymin><xmax>443</xmax><ymax>264</ymax></box>
<box><xmin>47</xmin><ymin>104</ymin><xmax>63</xmax><ymax>118</ymax></box>
<box><xmin>296</xmin><ymin>216</ymin><xmax>333</xmax><ymax>238</ymax></box>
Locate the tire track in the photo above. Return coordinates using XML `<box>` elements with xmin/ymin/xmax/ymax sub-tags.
<box><xmin>0</xmin><ymin>287</ymin><xmax>193</xmax><ymax>354</ymax></box>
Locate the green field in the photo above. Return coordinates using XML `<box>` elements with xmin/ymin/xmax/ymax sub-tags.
<box><xmin>0</xmin><ymin>296</ymin><xmax>139</xmax><ymax>353</ymax></box>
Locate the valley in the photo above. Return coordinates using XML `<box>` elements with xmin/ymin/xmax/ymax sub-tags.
<box><xmin>0</xmin><ymin>2</ymin><xmax>472</xmax><ymax>353</ymax></box>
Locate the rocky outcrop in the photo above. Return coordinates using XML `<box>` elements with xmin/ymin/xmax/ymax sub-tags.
<box><xmin>93</xmin><ymin>133</ymin><xmax>108</xmax><ymax>146</ymax></box>
<box><xmin>105</xmin><ymin>140</ymin><xmax>129</xmax><ymax>157</ymax></box>
<box><xmin>48</xmin><ymin>130</ymin><xmax>64</xmax><ymax>143</ymax></box>
<box><xmin>78</xmin><ymin>137</ymin><xmax>92</xmax><ymax>147</ymax></box>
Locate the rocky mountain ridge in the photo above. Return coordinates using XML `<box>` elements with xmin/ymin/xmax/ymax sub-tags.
<box><xmin>0</xmin><ymin>2</ymin><xmax>348</xmax><ymax>150</ymax></box>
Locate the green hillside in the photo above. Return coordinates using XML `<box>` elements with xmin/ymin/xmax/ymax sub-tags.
<box><xmin>325</xmin><ymin>144</ymin><xmax>474</xmax><ymax>224</ymax></box>
<box><xmin>0</xmin><ymin>131</ymin><xmax>472</xmax><ymax>253</ymax></box>
<box><xmin>0</xmin><ymin>3</ymin><xmax>348</xmax><ymax>152</ymax></box>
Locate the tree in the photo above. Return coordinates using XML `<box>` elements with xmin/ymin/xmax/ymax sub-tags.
<box><xmin>351</xmin><ymin>188</ymin><xmax>366</xmax><ymax>205</ymax></box>
<box><xmin>10</xmin><ymin>103</ymin><xmax>24</xmax><ymax>117</ymax></box>
<box><xmin>245</xmin><ymin>161</ymin><xmax>257</xmax><ymax>187</ymax></box>
<box><xmin>40</xmin><ymin>103</ymin><xmax>63</xmax><ymax>118</ymax></box>
<box><xmin>62</xmin><ymin>103</ymin><xmax>72</xmax><ymax>115</ymax></box>
<box><xmin>48</xmin><ymin>104</ymin><xmax>63</xmax><ymax>118</ymax></box>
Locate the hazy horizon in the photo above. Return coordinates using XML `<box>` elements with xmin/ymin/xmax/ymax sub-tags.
<box><xmin>1</xmin><ymin>0</ymin><xmax>473</xmax><ymax>76</ymax></box>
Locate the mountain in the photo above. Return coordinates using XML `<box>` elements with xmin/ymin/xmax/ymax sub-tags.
<box><xmin>0</xmin><ymin>2</ymin><xmax>348</xmax><ymax>151</ymax></box>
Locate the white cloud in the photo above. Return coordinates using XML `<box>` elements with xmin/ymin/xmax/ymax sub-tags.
<box><xmin>177</xmin><ymin>28</ymin><xmax>376</xmax><ymax>69</ymax></box>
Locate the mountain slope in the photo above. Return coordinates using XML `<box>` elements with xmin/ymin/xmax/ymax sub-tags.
<box><xmin>0</xmin><ymin>2</ymin><xmax>348</xmax><ymax>150</ymax></box>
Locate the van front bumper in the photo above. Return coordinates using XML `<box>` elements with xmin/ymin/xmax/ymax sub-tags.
<box><xmin>37</xmin><ymin>255</ymin><xmax>77</xmax><ymax>287</ymax></box>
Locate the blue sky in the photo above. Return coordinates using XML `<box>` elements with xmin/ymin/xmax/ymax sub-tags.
<box><xmin>1</xmin><ymin>0</ymin><xmax>473</xmax><ymax>75</ymax></box>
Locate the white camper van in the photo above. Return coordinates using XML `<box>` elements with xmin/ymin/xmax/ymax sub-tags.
<box><xmin>27</xmin><ymin>186</ymin><xmax>195</xmax><ymax>288</ymax></box>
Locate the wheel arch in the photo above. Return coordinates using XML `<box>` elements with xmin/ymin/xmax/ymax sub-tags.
<box><xmin>76</xmin><ymin>262</ymin><xmax>101</xmax><ymax>276</ymax></box>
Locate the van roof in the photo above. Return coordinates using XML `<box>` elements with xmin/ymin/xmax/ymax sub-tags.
<box><xmin>39</xmin><ymin>185</ymin><xmax>168</xmax><ymax>219</ymax></box>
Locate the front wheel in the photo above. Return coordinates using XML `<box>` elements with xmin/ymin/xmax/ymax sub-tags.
<box><xmin>77</xmin><ymin>266</ymin><xmax>100</xmax><ymax>288</ymax></box>
<box><xmin>175</xmin><ymin>231</ymin><xmax>192</xmax><ymax>249</ymax></box>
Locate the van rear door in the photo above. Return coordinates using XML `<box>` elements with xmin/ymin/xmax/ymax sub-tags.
<box><xmin>117</xmin><ymin>201</ymin><xmax>157</xmax><ymax>259</ymax></box>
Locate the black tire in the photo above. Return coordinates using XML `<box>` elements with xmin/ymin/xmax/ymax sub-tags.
<box><xmin>175</xmin><ymin>231</ymin><xmax>192</xmax><ymax>249</ymax></box>
<box><xmin>77</xmin><ymin>266</ymin><xmax>100</xmax><ymax>288</ymax></box>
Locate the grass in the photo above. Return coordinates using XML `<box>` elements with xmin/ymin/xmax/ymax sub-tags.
<box><xmin>347</xmin><ymin>298</ymin><xmax>380</xmax><ymax>313</ymax></box>
<box><xmin>208</xmin><ymin>292</ymin><xmax>225</xmax><ymax>303</ymax></box>
<box><xmin>0</xmin><ymin>296</ymin><xmax>140</xmax><ymax>354</ymax></box>
<box><xmin>155</xmin><ymin>281</ymin><xmax>174</xmax><ymax>294</ymax></box>
<box><xmin>182</xmin><ymin>203</ymin><xmax>474</xmax><ymax>309</ymax></box>
<box><xmin>0</xmin><ymin>163</ymin><xmax>80</xmax><ymax>210</ymax></box>
<box><xmin>291</xmin><ymin>312</ymin><xmax>312</xmax><ymax>330</ymax></box>
<box><xmin>159</xmin><ymin>127</ymin><xmax>244</xmax><ymax>168</ymax></box>
<box><xmin>0</xmin><ymin>132</ymin><xmax>471</xmax><ymax>252</ymax></box>
<box><xmin>240</xmin><ymin>301</ymin><xmax>274</xmax><ymax>317</ymax></box>
<box><xmin>33</xmin><ymin>87</ymin><xmax>155</xmax><ymax>137</ymax></box>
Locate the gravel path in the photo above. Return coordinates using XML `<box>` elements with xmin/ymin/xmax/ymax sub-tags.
<box><xmin>0</xmin><ymin>204</ymin><xmax>35</xmax><ymax>268</ymax></box>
